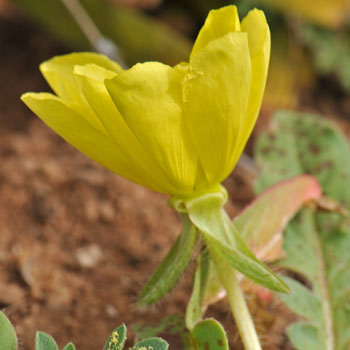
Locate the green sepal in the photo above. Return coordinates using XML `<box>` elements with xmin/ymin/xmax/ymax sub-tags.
<box><xmin>132</xmin><ymin>337</ymin><xmax>169</xmax><ymax>350</ymax></box>
<box><xmin>104</xmin><ymin>324</ymin><xmax>127</xmax><ymax>350</ymax></box>
<box><xmin>190</xmin><ymin>319</ymin><xmax>229</xmax><ymax>350</ymax></box>
<box><xmin>0</xmin><ymin>312</ymin><xmax>17</xmax><ymax>350</ymax></box>
<box><xmin>186</xmin><ymin>251</ymin><xmax>210</xmax><ymax>330</ymax></box>
<box><xmin>204</xmin><ymin>226</ymin><xmax>288</xmax><ymax>293</ymax></box>
<box><xmin>186</xmin><ymin>191</ymin><xmax>289</xmax><ymax>293</ymax></box>
<box><xmin>62</xmin><ymin>343</ymin><xmax>76</xmax><ymax>350</ymax></box>
<box><xmin>35</xmin><ymin>332</ymin><xmax>59</xmax><ymax>350</ymax></box>
<box><xmin>186</xmin><ymin>250</ymin><xmax>222</xmax><ymax>330</ymax></box>
<box><xmin>138</xmin><ymin>214</ymin><xmax>197</xmax><ymax>307</ymax></box>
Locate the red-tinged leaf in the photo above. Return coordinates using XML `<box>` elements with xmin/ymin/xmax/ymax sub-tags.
<box><xmin>186</xmin><ymin>175</ymin><xmax>321</xmax><ymax>325</ymax></box>
<box><xmin>233</xmin><ymin>174</ymin><xmax>321</xmax><ymax>262</ymax></box>
<box><xmin>255</xmin><ymin>111</ymin><xmax>350</xmax><ymax>350</ymax></box>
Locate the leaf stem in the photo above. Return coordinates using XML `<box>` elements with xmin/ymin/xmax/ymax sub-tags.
<box><xmin>209</xmin><ymin>247</ymin><xmax>262</xmax><ymax>350</ymax></box>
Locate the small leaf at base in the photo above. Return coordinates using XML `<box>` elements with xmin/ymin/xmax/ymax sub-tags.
<box><xmin>0</xmin><ymin>312</ymin><xmax>17</xmax><ymax>350</ymax></box>
<box><xmin>104</xmin><ymin>324</ymin><xmax>127</xmax><ymax>350</ymax></box>
<box><xmin>62</xmin><ymin>343</ymin><xmax>76</xmax><ymax>350</ymax></box>
<box><xmin>132</xmin><ymin>337</ymin><xmax>168</xmax><ymax>350</ymax></box>
<box><xmin>190</xmin><ymin>319</ymin><xmax>228</xmax><ymax>350</ymax></box>
<box><xmin>35</xmin><ymin>332</ymin><xmax>59</xmax><ymax>350</ymax></box>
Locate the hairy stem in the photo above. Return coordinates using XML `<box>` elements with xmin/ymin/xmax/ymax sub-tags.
<box><xmin>210</xmin><ymin>248</ymin><xmax>262</xmax><ymax>350</ymax></box>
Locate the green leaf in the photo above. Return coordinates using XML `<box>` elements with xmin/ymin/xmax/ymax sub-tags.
<box><xmin>186</xmin><ymin>194</ymin><xmax>289</xmax><ymax>293</ymax></box>
<box><xmin>234</xmin><ymin>174</ymin><xmax>321</xmax><ymax>260</ymax></box>
<box><xmin>186</xmin><ymin>175</ymin><xmax>320</xmax><ymax>323</ymax></box>
<box><xmin>133</xmin><ymin>315</ymin><xmax>190</xmax><ymax>350</ymax></box>
<box><xmin>0</xmin><ymin>312</ymin><xmax>17</xmax><ymax>350</ymax></box>
<box><xmin>138</xmin><ymin>214</ymin><xmax>197</xmax><ymax>307</ymax></box>
<box><xmin>35</xmin><ymin>332</ymin><xmax>59</xmax><ymax>350</ymax></box>
<box><xmin>132</xmin><ymin>338</ymin><xmax>168</xmax><ymax>350</ymax></box>
<box><xmin>104</xmin><ymin>324</ymin><xmax>127</xmax><ymax>350</ymax></box>
<box><xmin>297</xmin><ymin>24</ymin><xmax>350</xmax><ymax>92</ymax></box>
<box><xmin>133</xmin><ymin>316</ymin><xmax>229</xmax><ymax>350</ymax></box>
<box><xmin>202</xmin><ymin>227</ymin><xmax>288</xmax><ymax>293</ymax></box>
<box><xmin>186</xmin><ymin>255</ymin><xmax>225</xmax><ymax>329</ymax></box>
<box><xmin>278</xmin><ymin>211</ymin><xmax>350</xmax><ymax>350</ymax></box>
<box><xmin>280</xmin><ymin>276</ymin><xmax>322</xmax><ymax>320</ymax></box>
<box><xmin>286</xmin><ymin>321</ymin><xmax>323</xmax><ymax>350</ymax></box>
<box><xmin>255</xmin><ymin>110</ymin><xmax>350</xmax><ymax>350</ymax></box>
<box><xmin>62</xmin><ymin>343</ymin><xmax>76</xmax><ymax>350</ymax></box>
<box><xmin>255</xmin><ymin>110</ymin><xmax>350</xmax><ymax>205</ymax></box>
<box><xmin>186</xmin><ymin>250</ymin><xmax>212</xmax><ymax>329</ymax></box>
<box><xmin>190</xmin><ymin>319</ymin><xmax>229</xmax><ymax>350</ymax></box>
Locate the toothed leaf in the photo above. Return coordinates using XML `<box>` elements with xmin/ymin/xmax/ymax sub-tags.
<box><xmin>255</xmin><ymin>110</ymin><xmax>350</xmax><ymax>350</ymax></box>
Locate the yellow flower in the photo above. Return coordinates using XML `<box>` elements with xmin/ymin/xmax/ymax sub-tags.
<box><xmin>21</xmin><ymin>5</ymin><xmax>286</xmax><ymax>312</ymax></box>
<box><xmin>21</xmin><ymin>6</ymin><xmax>270</xmax><ymax>198</ymax></box>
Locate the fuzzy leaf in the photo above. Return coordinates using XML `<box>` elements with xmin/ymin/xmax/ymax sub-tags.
<box><xmin>286</xmin><ymin>321</ymin><xmax>322</xmax><ymax>350</ymax></box>
<box><xmin>62</xmin><ymin>343</ymin><xmax>75</xmax><ymax>350</ymax></box>
<box><xmin>186</xmin><ymin>251</ymin><xmax>207</xmax><ymax>330</ymax></box>
<box><xmin>138</xmin><ymin>215</ymin><xmax>197</xmax><ymax>306</ymax></box>
<box><xmin>0</xmin><ymin>312</ymin><xmax>17</xmax><ymax>350</ymax></box>
<box><xmin>133</xmin><ymin>316</ymin><xmax>190</xmax><ymax>350</ymax></box>
<box><xmin>186</xmin><ymin>250</ymin><xmax>211</xmax><ymax>330</ymax></box>
<box><xmin>35</xmin><ymin>332</ymin><xmax>59</xmax><ymax>350</ymax></box>
<box><xmin>255</xmin><ymin>110</ymin><xmax>349</xmax><ymax>205</ymax></box>
<box><xmin>202</xmin><ymin>227</ymin><xmax>288</xmax><ymax>292</ymax></box>
<box><xmin>186</xmin><ymin>250</ymin><xmax>222</xmax><ymax>329</ymax></box>
<box><xmin>104</xmin><ymin>324</ymin><xmax>127</xmax><ymax>350</ymax></box>
<box><xmin>190</xmin><ymin>319</ymin><xmax>229</xmax><ymax>350</ymax></box>
<box><xmin>133</xmin><ymin>316</ymin><xmax>229</xmax><ymax>350</ymax></box>
<box><xmin>278</xmin><ymin>210</ymin><xmax>350</xmax><ymax>350</ymax></box>
<box><xmin>235</xmin><ymin>174</ymin><xmax>321</xmax><ymax>261</ymax></box>
<box><xmin>187</xmin><ymin>194</ymin><xmax>289</xmax><ymax>293</ymax></box>
<box><xmin>132</xmin><ymin>338</ymin><xmax>168</xmax><ymax>350</ymax></box>
<box><xmin>255</xmin><ymin>110</ymin><xmax>350</xmax><ymax>350</ymax></box>
<box><xmin>187</xmin><ymin>174</ymin><xmax>321</xmax><ymax>324</ymax></box>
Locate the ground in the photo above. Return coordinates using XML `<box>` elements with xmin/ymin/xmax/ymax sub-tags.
<box><xmin>0</xmin><ymin>10</ymin><xmax>348</xmax><ymax>350</ymax></box>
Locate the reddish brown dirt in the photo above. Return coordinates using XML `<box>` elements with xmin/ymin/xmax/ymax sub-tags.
<box><xmin>1</xmin><ymin>9</ymin><xmax>347</xmax><ymax>350</ymax></box>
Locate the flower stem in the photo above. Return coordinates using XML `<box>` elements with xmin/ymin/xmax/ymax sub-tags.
<box><xmin>210</xmin><ymin>248</ymin><xmax>262</xmax><ymax>350</ymax></box>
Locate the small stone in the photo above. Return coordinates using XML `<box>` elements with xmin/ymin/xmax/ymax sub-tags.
<box><xmin>105</xmin><ymin>304</ymin><xmax>119</xmax><ymax>318</ymax></box>
<box><xmin>75</xmin><ymin>244</ymin><xmax>103</xmax><ymax>268</ymax></box>
<box><xmin>100</xmin><ymin>201</ymin><xmax>115</xmax><ymax>222</ymax></box>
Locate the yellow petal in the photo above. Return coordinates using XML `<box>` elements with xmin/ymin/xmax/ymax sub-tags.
<box><xmin>40</xmin><ymin>52</ymin><xmax>121</xmax><ymax>96</ymax></box>
<box><xmin>20</xmin><ymin>92</ymin><xmax>168</xmax><ymax>193</ymax></box>
<box><xmin>191</xmin><ymin>5</ymin><xmax>241</xmax><ymax>59</ymax></box>
<box><xmin>105</xmin><ymin>62</ymin><xmax>197</xmax><ymax>195</ymax></box>
<box><xmin>74</xmin><ymin>63</ymin><xmax>117</xmax><ymax>82</ymax></box>
<box><xmin>40</xmin><ymin>52</ymin><xmax>121</xmax><ymax>134</ymax></box>
<box><xmin>183</xmin><ymin>32</ymin><xmax>251</xmax><ymax>186</ymax></box>
<box><xmin>73</xmin><ymin>63</ymin><xmax>173</xmax><ymax>193</ymax></box>
<box><xmin>231</xmin><ymin>9</ymin><xmax>270</xmax><ymax>165</ymax></box>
